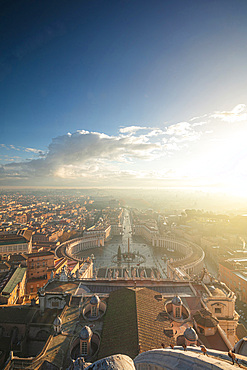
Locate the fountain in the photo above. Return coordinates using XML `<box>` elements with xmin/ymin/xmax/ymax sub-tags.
<box><xmin>112</xmin><ymin>238</ymin><xmax>146</xmax><ymax>265</ymax></box>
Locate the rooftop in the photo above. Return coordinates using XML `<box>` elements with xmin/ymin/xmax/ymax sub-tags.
<box><xmin>27</xmin><ymin>251</ymin><xmax>54</xmax><ymax>258</ymax></box>
<box><xmin>136</xmin><ymin>287</ymin><xmax>176</xmax><ymax>353</ymax></box>
<box><xmin>193</xmin><ymin>309</ymin><xmax>218</xmax><ymax>328</ymax></box>
<box><xmin>236</xmin><ymin>323</ymin><xmax>247</xmax><ymax>340</ymax></box>
<box><xmin>1</xmin><ymin>267</ymin><xmax>26</xmax><ymax>295</ymax></box>
<box><xmin>234</xmin><ymin>271</ymin><xmax>247</xmax><ymax>283</ymax></box>
<box><xmin>44</xmin><ymin>280</ymin><xmax>79</xmax><ymax>294</ymax></box>
<box><xmin>72</xmin><ymin>280</ymin><xmax>195</xmax><ymax>296</ymax></box>
<box><xmin>0</xmin><ymin>305</ymin><xmax>37</xmax><ymax>324</ymax></box>
<box><xmin>0</xmin><ymin>235</ymin><xmax>28</xmax><ymax>246</ymax></box>
<box><xmin>99</xmin><ymin>287</ymin><xmax>176</xmax><ymax>359</ymax></box>
<box><xmin>98</xmin><ymin>288</ymin><xmax>139</xmax><ymax>359</ymax></box>
<box><xmin>198</xmin><ymin>328</ymin><xmax>229</xmax><ymax>352</ymax></box>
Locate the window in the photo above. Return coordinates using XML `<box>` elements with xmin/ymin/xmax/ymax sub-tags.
<box><xmin>175</xmin><ymin>307</ymin><xmax>180</xmax><ymax>318</ymax></box>
<box><xmin>91</xmin><ymin>306</ymin><xmax>97</xmax><ymax>317</ymax></box>
<box><xmin>81</xmin><ymin>341</ymin><xmax>87</xmax><ymax>355</ymax></box>
<box><xmin>215</xmin><ymin>308</ymin><xmax>221</xmax><ymax>314</ymax></box>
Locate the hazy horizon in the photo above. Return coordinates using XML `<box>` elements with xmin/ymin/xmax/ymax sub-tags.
<box><xmin>1</xmin><ymin>186</ymin><xmax>247</xmax><ymax>214</ymax></box>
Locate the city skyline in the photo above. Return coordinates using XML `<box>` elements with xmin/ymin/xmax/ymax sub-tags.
<box><xmin>1</xmin><ymin>0</ymin><xmax>247</xmax><ymax>195</ymax></box>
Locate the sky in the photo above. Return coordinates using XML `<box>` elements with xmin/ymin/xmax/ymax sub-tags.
<box><xmin>1</xmin><ymin>0</ymin><xmax>247</xmax><ymax>194</ymax></box>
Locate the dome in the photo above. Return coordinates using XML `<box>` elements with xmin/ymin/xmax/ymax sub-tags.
<box><xmin>53</xmin><ymin>316</ymin><xmax>62</xmax><ymax>326</ymax></box>
<box><xmin>90</xmin><ymin>294</ymin><xmax>100</xmax><ymax>305</ymax></box>
<box><xmin>172</xmin><ymin>295</ymin><xmax>182</xmax><ymax>306</ymax></box>
<box><xmin>184</xmin><ymin>327</ymin><xmax>198</xmax><ymax>342</ymax></box>
<box><xmin>79</xmin><ymin>325</ymin><xmax>93</xmax><ymax>340</ymax></box>
<box><xmin>134</xmin><ymin>348</ymin><xmax>234</xmax><ymax>369</ymax></box>
<box><xmin>84</xmin><ymin>354</ymin><xmax>135</xmax><ymax>369</ymax></box>
<box><xmin>233</xmin><ymin>337</ymin><xmax>247</xmax><ymax>356</ymax></box>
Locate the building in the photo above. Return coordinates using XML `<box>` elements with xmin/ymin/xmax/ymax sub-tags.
<box><xmin>2</xmin><ymin>276</ymin><xmax>246</xmax><ymax>369</ymax></box>
<box><xmin>133</xmin><ymin>221</ymin><xmax>158</xmax><ymax>243</ymax></box>
<box><xmin>203</xmin><ymin>283</ymin><xmax>239</xmax><ymax>346</ymax></box>
<box><xmin>219</xmin><ymin>259</ymin><xmax>247</xmax><ymax>303</ymax></box>
<box><xmin>133</xmin><ymin>220</ymin><xmax>204</xmax><ymax>279</ymax></box>
<box><xmin>26</xmin><ymin>251</ymin><xmax>55</xmax><ymax>294</ymax></box>
<box><xmin>0</xmin><ymin>304</ymin><xmax>60</xmax><ymax>368</ymax></box>
<box><xmin>58</xmin><ymin>226</ymin><xmax>111</xmax><ymax>257</ymax></box>
<box><xmin>0</xmin><ymin>261</ymin><xmax>11</xmax><ymax>273</ymax></box>
<box><xmin>3</xmin><ymin>276</ymin><xmax>246</xmax><ymax>369</ymax></box>
<box><xmin>0</xmin><ymin>231</ymin><xmax>32</xmax><ymax>257</ymax></box>
<box><xmin>0</xmin><ymin>267</ymin><xmax>27</xmax><ymax>305</ymax></box>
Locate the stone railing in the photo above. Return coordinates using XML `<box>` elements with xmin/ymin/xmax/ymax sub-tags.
<box><xmin>55</xmin><ymin>235</ymin><xmax>100</xmax><ymax>262</ymax></box>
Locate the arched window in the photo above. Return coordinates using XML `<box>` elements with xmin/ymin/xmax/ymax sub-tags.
<box><xmin>81</xmin><ymin>341</ymin><xmax>87</xmax><ymax>355</ymax></box>
<box><xmin>91</xmin><ymin>306</ymin><xmax>97</xmax><ymax>317</ymax></box>
<box><xmin>175</xmin><ymin>307</ymin><xmax>180</xmax><ymax>318</ymax></box>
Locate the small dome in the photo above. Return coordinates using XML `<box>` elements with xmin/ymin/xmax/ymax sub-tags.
<box><xmin>184</xmin><ymin>327</ymin><xmax>198</xmax><ymax>341</ymax></box>
<box><xmin>90</xmin><ymin>294</ymin><xmax>100</xmax><ymax>305</ymax></box>
<box><xmin>233</xmin><ymin>337</ymin><xmax>247</xmax><ymax>356</ymax></box>
<box><xmin>172</xmin><ymin>296</ymin><xmax>182</xmax><ymax>306</ymax></box>
<box><xmin>53</xmin><ymin>316</ymin><xmax>62</xmax><ymax>326</ymax></box>
<box><xmin>79</xmin><ymin>325</ymin><xmax>93</xmax><ymax>340</ymax></box>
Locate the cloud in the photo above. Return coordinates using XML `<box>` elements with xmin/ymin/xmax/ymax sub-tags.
<box><xmin>0</xmin><ymin>144</ymin><xmax>45</xmax><ymax>156</ymax></box>
<box><xmin>119</xmin><ymin>125</ymin><xmax>150</xmax><ymax>134</ymax></box>
<box><xmin>25</xmin><ymin>147</ymin><xmax>44</xmax><ymax>154</ymax></box>
<box><xmin>166</xmin><ymin>122</ymin><xmax>191</xmax><ymax>136</ymax></box>
<box><xmin>10</xmin><ymin>145</ymin><xmax>20</xmax><ymax>151</ymax></box>
<box><xmin>47</xmin><ymin>130</ymin><xmax>161</xmax><ymax>164</ymax></box>
<box><xmin>146</xmin><ymin>129</ymin><xmax>165</xmax><ymax>137</ymax></box>
<box><xmin>0</xmin><ymin>116</ymin><xmax>209</xmax><ymax>186</ymax></box>
<box><xmin>189</xmin><ymin>113</ymin><xmax>209</xmax><ymax>122</ymax></box>
<box><xmin>0</xmin><ymin>130</ymin><xmax>164</xmax><ymax>182</ymax></box>
<box><xmin>191</xmin><ymin>121</ymin><xmax>207</xmax><ymax>127</ymax></box>
<box><xmin>211</xmin><ymin>104</ymin><xmax>247</xmax><ymax>122</ymax></box>
<box><xmin>1</xmin><ymin>103</ymin><xmax>246</xmax><ymax>187</ymax></box>
<box><xmin>165</xmin><ymin>121</ymin><xmax>200</xmax><ymax>142</ymax></box>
